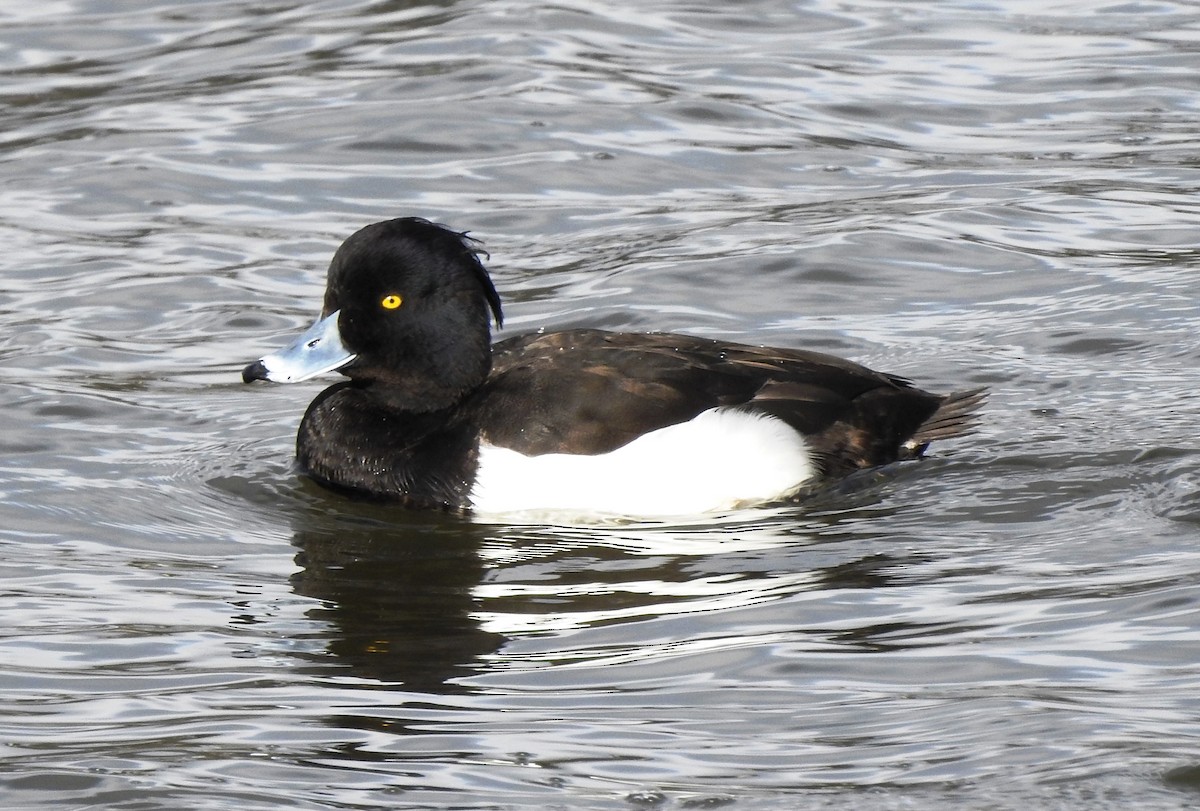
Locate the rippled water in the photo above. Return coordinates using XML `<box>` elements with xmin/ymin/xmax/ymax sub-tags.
<box><xmin>3</xmin><ymin>1</ymin><xmax>1200</xmax><ymax>808</ymax></box>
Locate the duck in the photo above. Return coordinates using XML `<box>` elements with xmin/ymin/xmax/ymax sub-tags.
<box><xmin>242</xmin><ymin>217</ymin><xmax>984</xmax><ymax>518</ymax></box>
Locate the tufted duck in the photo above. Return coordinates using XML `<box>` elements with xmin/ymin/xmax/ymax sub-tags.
<box><xmin>242</xmin><ymin>218</ymin><xmax>984</xmax><ymax>517</ymax></box>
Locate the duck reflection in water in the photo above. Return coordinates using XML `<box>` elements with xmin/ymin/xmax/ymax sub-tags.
<box><xmin>288</xmin><ymin>500</ymin><xmax>503</xmax><ymax>694</ymax></box>
<box><xmin>285</xmin><ymin>484</ymin><xmax>952</xmax><ymax>696</ymax></box>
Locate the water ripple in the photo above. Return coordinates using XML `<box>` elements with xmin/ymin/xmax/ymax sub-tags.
<box><xmin>3</xmin><ymin>0</ymin><xmax>1200</xmax><ymax>809</ymax></box>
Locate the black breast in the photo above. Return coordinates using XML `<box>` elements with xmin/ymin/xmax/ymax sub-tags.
<box><xmin>296</xmin><ymin>382</ymin><xmax>479</xmax><ymax>511</ymax></box>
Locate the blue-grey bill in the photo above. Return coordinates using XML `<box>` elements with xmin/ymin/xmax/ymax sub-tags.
<box><xmin>243</xmin><ymin>310</ymin><xmax>356</xmax><ymax>383</ymax></box>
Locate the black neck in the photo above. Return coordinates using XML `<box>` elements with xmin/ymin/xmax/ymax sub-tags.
<box><xmin>296</xmin><ymin>382</ymin><xmax>479</xmax><ymax>511</ymax></box>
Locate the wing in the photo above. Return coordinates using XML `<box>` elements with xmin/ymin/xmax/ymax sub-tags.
<box><xmin>469</xmin><ymin>329</ymin><xmax>943</xmax><ymax>467</ymax></box>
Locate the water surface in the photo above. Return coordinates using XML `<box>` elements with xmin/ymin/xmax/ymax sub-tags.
<box><xmin>3</xmin><ymin>1</ymin><xmax>1200</xmax><ymax>809</ymax></box>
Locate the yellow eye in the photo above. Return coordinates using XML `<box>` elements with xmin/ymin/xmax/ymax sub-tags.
<box><xmin>381</xmin><ymin>294</ymin><xmax>403</xmax><ymax>310</ymax></box>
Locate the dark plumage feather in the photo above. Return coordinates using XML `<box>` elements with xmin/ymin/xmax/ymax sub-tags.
<box><xmin>471</xmin><ymin>328</ymin><xmax>982</xmax><ymax>478</ymax></box>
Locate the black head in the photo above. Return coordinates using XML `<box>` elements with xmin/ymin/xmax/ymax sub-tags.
<box><xmin>324</xmin><ymin>218</ymin><xmax>504</xmax><ymax>408</ymax></box>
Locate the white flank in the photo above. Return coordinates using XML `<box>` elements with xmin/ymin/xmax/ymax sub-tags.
<box><xmin>469</xmin><ymin>407</ymin><xmax>816</xmax><ymax>519</ymax></box>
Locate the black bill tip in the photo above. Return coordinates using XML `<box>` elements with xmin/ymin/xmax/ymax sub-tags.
<box><xmin>242</xmin><ymin>359</ymin><xmax>269</xmax><ymax>384</ymax></box>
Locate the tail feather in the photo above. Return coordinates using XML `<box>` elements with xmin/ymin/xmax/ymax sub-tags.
<box><xmin>912</xmin><ymin>387</ymin><xmax>987</xmax><ymax>445</ymax></box>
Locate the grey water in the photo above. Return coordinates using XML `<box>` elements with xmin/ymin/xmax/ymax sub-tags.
<box><xmin>3</xmin><ymin>1</ymin><xmax>1200</xmax><ymax>808</ymax></box>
